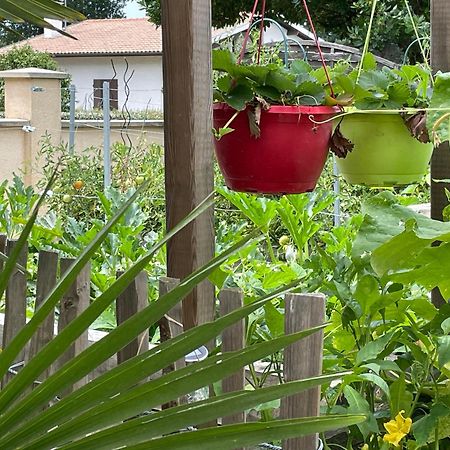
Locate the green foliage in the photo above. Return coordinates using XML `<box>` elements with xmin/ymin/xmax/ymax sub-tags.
<box><xmin>61</xmin><ymin>108</ymin><xmax>164</xmax><ymax>121</ymax></box>
<box><xmin>355</xmin><ymin>191</ymin><xmax>450</xmax><ymax>295</ymax></box>
<box><xmin>347</xmin><ymin>0</ymin><xmax>430</xmax><ymax>62</ymax></box>
<box><xmin>66</xmin><ymin>0</ymin><xmax>126</xmax><ymax>19</ymax></box>
<box><xmin>342</xmin><ymin>63</ymin><xmax>431</xmax><ymax>110</ymax></box>
<box><xmin>0</xmin><ymin>175</ymin><xmax>39</xmax><ymax>239</ymax></box>
<box><xmin>212</xmin><ymin>48</ymin><xmax>333</xmax><ymax>108</ymax></box>
<box><xmin>213</xmin><ymin>48</ymin><xmax>434</xmax><ymax>111</ymax></box>
<box><xmin>1</xmin><ymin>142</ymin><xmax>447</xmax><ymax>448</ymax></box>
<box><xmin>38</xmin><ymin>139</ymin><xmax>166</xmax><ymax>230</ymax></box>
<box><xmin>428</xmin><ymin>72</ymin><xmax>450</xmax><ymax>145</ymax></box>
<box><xmin>322</xmin><ymin>192</ymin><xmax>450</xmax><ymax>448</ymax></box>
<box><xmin>216</xmin><ymin>185</ymin><xmax>448</xmax><ymax>448</ymax></box>
<box><xmin>0</xmin><ymin>45</ymin><xmax>71</xmax><ymax>111</ymax></box>
<box><xmin>0</xmin><ymin>183</ymin><xmax>364</xmax><ymax>448</ymax></box>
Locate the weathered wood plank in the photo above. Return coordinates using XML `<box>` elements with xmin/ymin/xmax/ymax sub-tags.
<box><xmin>281</xmin><ymin>293</ymin><xmax>326</xmax><ymax>450</ymax></box>
<box><xmin>28</xmin><ymin>251</ymin><xmax>59</xmax><ymax>380</ymax></box>
<box><xmin>2</xmin><ymin>240</ymin><xmax>28</xmax><ymax>386</ymax></box>
<box><xmin>220</xmin><ymin>288</ymin><xmax>246</xmax><ymax>428</ymax></box>
<box><xmin>116</xmin><ymin>271</ymin><xmax>149</xmax><ymax>364</ymax></box>
<box><xmin>161</xmin><ymin>0</ymin><xmax>215</xmax><ymax>330</ymax></box>
<box><xmin>55</xmin><ymin>258</ymin><xmax>90</xmax><ymax>395</ymax></box>
<box><xmin>430</xmin><ymin>0</ymin><xmax>450</xmax><ymax>306</ymax></box>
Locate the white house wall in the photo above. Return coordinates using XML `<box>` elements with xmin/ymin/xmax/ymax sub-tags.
<box><xmin>55</xmin><ymin>55</ymin><xmax>163</xmax><ymax>111</ymax></box>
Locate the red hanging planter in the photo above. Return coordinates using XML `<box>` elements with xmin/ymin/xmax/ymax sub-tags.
<box><xmin>213</xmin><ymin>103</ymin><xmax>339</xmax><ymax>195</ymax></box>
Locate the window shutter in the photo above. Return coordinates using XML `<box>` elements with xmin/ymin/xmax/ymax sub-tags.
<box><xmin>92</xmin><ymin>79</ymin><xmax>119</xmax><ymax>110</ymax></box>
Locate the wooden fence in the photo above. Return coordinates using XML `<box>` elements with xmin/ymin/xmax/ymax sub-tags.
<box><xmin>0</xmin><ymin>238</ymin><xmax>326</xmax><ymax>450</ymax></box>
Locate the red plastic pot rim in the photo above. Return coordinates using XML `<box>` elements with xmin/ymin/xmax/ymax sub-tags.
<box><xmin>213</xmin><ymin>102</ymin><xmax>340</xmax><ymax>115</ymax></box>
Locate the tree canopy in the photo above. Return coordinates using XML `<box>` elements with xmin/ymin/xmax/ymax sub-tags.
<box><xmin>66</xmin><ymin>0</ymin><xmax>127</xmax><ymax>19</ymax></box>
<box><xmin>139</xmin><ymin>0</ymin><xmax>430</xmax><ymax>61</ymax></box>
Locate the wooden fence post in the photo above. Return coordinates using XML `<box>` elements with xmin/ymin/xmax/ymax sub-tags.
<box><xmin>158</xmin><ymin>277</ymin><xmax>185</xmax><ymax>408</ymax></box>
<box><xmin>2</xmin><ymin>240</ymin><xmax>28</xmax><ymax>386</ymax></box>
<box><xmin>116</xmin><ymin>271</ymin><xmax>149</xmax><ymax>364</ymax></box>
<box><xmin>430</xmin><ymin>0</ymin><xmax>450</xmax><ymax>307</ymax></box>
<box><xmin>281</xmin><ymin>293</ymin><xmax>326</xmax><ymax>450</ymax></box>
<box><xmin>55</xmin><ymin>258</ymin><xmax>90</xmax><ymax>395</ymax></box>
<box><xmin>28</xmin><ymin>251</ymin><xmax>59</xmax><ymax>380</ymax></box>
<box><xmin>220</xmin><ymin>288</ymin><xmax>246</xmax><ymax>429</ymax></box>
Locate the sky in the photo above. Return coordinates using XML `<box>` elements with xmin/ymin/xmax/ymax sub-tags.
<box><xmin>124</xmin><ymin>0</ymin><xmax>146</xmax><ymax>18</ymax></box>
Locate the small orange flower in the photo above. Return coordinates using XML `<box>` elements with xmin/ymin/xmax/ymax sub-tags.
<box><xmin>383</xmin><ymin>410</ymin><xmax>412</xmax><ymax>447</ymax></box>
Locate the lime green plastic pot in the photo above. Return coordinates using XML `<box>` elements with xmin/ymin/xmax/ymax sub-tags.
<box><xmin>335</xmin><ymin>112</ymin><xmax>434</xmax><ymax>186</ymax></box>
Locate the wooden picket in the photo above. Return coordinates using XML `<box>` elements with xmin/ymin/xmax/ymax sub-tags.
<box><xmin>55</xmin><ymin>258</ymin><xmax>91</xmax><ymax>395</ymax></box>
<box><xmin>280</xmin><ymin>294</ymin><xmax>326</xmax><ymax>450</ymax></box>
<box><xmin>27</xmin><ymin>251</ymin><xmax>58</xmax><ymax>379</ymax></box>
<box><xmin>220</xmin><ymin>288</ymin><xmax>246</xmax><ymax>428</ymax></box>
<box><xmin>116</xmin><ymin>270</ymin><xmax>149</xmax><ymax>364</ymax></box>
<box><xmin>2</xmin><ymin>240</ymin><xmax>27</xmax><ymax>386</ymax></box>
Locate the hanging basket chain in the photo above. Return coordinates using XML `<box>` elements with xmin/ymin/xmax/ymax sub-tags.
<box><xmin>238</xmin><ymin>0</ymin><xmax>261</xmax><ymax>64</ymax></box>
<box><xmin>257</xmin><ymin>0</ymin><xmax>267</xmax><ymax>64</ymax></box>
<box><xmin>357</xmin><ymin>0</ymin><xmax>378</xmax><ymax>82</ymax></box>
<box><xmin>299</xmin><ymin>0</ymin><xmax>335</xmax><ymax>98</ymax></box>
<box><xmin>238</xmin><ymin>0</ymin><xmax>335</xmax><ymax>96</ymax></box>
<box><xmin>403</xmin><ymin>0</ymin><xmax>433</xmax><ymax>77</ymax></box>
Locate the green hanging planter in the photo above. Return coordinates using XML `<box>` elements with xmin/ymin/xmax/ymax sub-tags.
<box><xmin>335</xmin><ymin>112</ymin><xmax>434</xmax><ymax>187</ymax></box>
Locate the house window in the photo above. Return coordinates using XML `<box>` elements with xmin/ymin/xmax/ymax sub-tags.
<box><xmin>93</xmin><ymin>79</ymin><xmax>118</xmax><ymax>110</ymax></box>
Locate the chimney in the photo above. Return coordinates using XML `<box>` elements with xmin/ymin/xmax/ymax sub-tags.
<box><xmin>44</xmin><ymin>18</ymin><xmax>64</xmax><ymax>39</ymax></box>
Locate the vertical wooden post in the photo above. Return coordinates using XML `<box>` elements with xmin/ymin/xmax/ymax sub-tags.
<box><xmin>28</xmin><ymin>251</ymin><xmax>59</xmax><ymax>380</ymax></box>
<box><xmin>116</xmin><ymin>271</ymin><xmax>149</xmax><ymax>364</ymax></box>
<box><xmin>2</xmin><ymin>240</ymin><xmax>27</xmax><ymax>386</ymax></box>
<box><xmin>158</xmin><ymin>277</ymin><xmax>186</xmax><ymax>409</ymax></box>
<box><xmin>280</xmin><ymin>293</ymin><xmax>325</xmax><ymax>450</ymax></box>
<box><xmin>56</xmin><ymin>258</ymin><xmax>90</xmax><ymax>394</ymax></box>
<box><xmin>220</xmin><ymin>288</ymin><xmax>246</xmax><ymax>428</ymax></box>
<box><xmin>161</xmin><ymin>0</ymin><xmax>215</xmax><ymax>330</ymax></box>
<box><xmin>430</xmin><ymin>0</ymin><xmax>450</xmax><ymax>306</ymax></box>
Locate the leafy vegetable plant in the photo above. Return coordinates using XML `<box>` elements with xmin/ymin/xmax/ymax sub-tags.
<box><xmin>213</xmin><ymin>48</ymin><xmax>337</xmax><ymax>109</ymax></box>
<box><xmin>213</xmin><ymin>47</ymin><xmax>450</xmax><ymax>147</ymax></box>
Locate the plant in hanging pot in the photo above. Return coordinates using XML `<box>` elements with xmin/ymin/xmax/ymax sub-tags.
<box><xmin>330</xmin><ymin>54</ymin><xmax>437</xmax><ymax>187</ymax></box>
<box><xmin>212</xmin><ymin>48</ymin><xmax>345</xmax><ymax>195</ymax></box>
<box><xmin>329</xmin><ymin>0</ymin><xmax>450</xmax><ymax>187</ymax></box>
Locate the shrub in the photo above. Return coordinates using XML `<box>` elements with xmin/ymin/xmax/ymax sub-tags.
<box><xmin>0</xmin><ymin>44</ymin><xmax>71</xmax><ymax>111</ymax></box>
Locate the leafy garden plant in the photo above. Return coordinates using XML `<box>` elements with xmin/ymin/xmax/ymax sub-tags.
<box><xmin>213</xmin><ymin>187</ymin><xmax>450</xmax><ymax>449</ymax></box>
<box><xmin>213</xmin><ymin>48</ymin><xmax>337</xmax><ymax>110</ymax></box>
<box><xmin>0</xmin><ymin>179</ymin><xmax>365</xmax><ymax>449</ymax></box>
<box><xmin>212</xmin><ymin>46</ymin><xmax>450</xmax><ymax>149</ymax></box>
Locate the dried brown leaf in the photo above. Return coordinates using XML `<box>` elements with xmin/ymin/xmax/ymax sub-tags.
<box><xmin>403</xmin><ymin>111</ymin><xmax>431</xmax><ymax>144</ymax></box>
<box><xmin>330</xmin><ymin>123</ymin><xmax>354</xmax><ymax>158</ymax></box>
<box><xmin>255</xmin><ymin>96</ymin><xmax>271</xmax><ymax>110</ymax></box>
<box><xmin>247</xmin><ymin>105</ymin><xmax>261</xmax><ymax>138</ymax></box>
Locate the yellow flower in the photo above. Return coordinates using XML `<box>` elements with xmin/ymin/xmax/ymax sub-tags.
<box><xmin>361</xmin><ymin>445</ymin><xmax>369</xmax><ymax>450</ymax></box>
<box><xmin>383</xmin><ymin>410</ymin><xmax>412</xmax><ymax>447</ymax></box>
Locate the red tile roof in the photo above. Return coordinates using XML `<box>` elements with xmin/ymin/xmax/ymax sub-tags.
<box><xmin>2</xmin><ymin>19</ymin><xmax>163</xmax><ymax>56</ymax></box>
